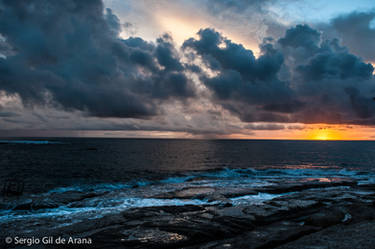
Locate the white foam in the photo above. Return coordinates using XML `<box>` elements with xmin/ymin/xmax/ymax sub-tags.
<box><xmin>230</xmin><ymin>192</ymin><xmax>280</xmax><ymax>205</ymax></box>
<box><xmin>0</xmin><ymin>197</ymin><xmax>215</xmax><ymax>225</ymax></box>
<box><xmin>3</xmin><ymin>166</ymin><xmax>374</xmax><ymax>233</ymax></box>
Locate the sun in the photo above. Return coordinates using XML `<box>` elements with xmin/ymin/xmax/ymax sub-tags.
<box><xmin>314</xmin><ymin>131</ymin><xmax>329</xmax><ymax>140</ymax></box>
<box><xmin>307</xmin><ymin>128</ymin><xmax>342</xmax><ymax>140</ymax></box>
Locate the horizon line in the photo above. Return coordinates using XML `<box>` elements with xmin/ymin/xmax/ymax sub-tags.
<box><xmin>1</xmin><ymin>137</ymin><xmax>375</xmax><ymax>142</ymax></box>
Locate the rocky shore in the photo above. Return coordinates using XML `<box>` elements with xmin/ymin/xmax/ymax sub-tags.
<box><xmin>2</xmin><ymin>178</ymin><xmax>375</xmax><ymax>249</ymax></box>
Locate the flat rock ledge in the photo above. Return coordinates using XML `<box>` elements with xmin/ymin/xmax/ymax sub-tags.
<box><xmin>2</xmin><ymin>179</ymin><xmax>375</xmax><ymax>249</ymax></box>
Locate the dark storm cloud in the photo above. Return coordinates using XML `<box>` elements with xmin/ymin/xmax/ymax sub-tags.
<box><xmin>244</xmin><ymin>123</ymin><xmax>285</xmax><ymax>130</ymax></box>
<box><xmin>278</xmin><ymin>24</ymin><xmax>322</xmax><ymax>63</ymax></box>
<box><xmin>183</xmin><ymin>28</ymin><xmax>301</xmax><ymax>122</ymax></box>
<box><xmin>1</xmin><ymin>0</ymin><xmax>375</xmax><ymax>133</ymax></box>
<box><xmin>345</xmin><ymin>87</ymin><xmax>375</xmax><ymax>119</ymax></box>
<box><xmin>283</xmin><ymin>26</ymin><xmax>375</xmax><ymax>124</ymax></box>
<box><xmin>282</xmin><ymin>25</ymin><xmax>374</xmax><ymax>82</ymax></box>
<box><xmin>0</xmin><ymin>111</ymin><xmax>18</xmax><ymax>117</ymax></box>
<box><xmin>0</xmin><ymin>0</ymin><xmax>195</xmax><ymax>118</ymax></box>
<box><xmin>331</xmin><ymin>11</ymin><xmax>375</xmax><ymax>62</ymax></box>
<box><xmin>184</xmin><ymin>25</ymin><xmax>375</xmax><ymax>124</ymax></box>
<box><xmin>183</xmin><ymin>28</ymin><xmax>293</xmax><ymax>105</ymax></box>
<box><xmin>279</xmin><ymin>24</ymin><xmax>321</xmax><ymax>51</ymax></box>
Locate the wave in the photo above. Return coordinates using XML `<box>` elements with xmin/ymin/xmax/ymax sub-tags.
<box><xmin>161</xmin><ymin>167</ymin><xmax>371</xmax><ymax>183</ymax></box>
<box><xmin>0</xmin><ymin>190</ymin><xmax>285</xmax><ymax>227</ymax></box>
<box><xmin>0</xmin><ymin>197</ymin><xmax>217</xmax><ymax>225</ymax></box>
<box><xmin>2</xmin><ymin>165</ymin><xmax>373</xmax><ymax>232</ymax></box>
<box><xmin>36</xmin><ymin>166</ymin><xmax>373</xmax><ymax>196</ymax></box>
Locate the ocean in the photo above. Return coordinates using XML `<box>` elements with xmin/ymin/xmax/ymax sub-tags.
<box><xmin>1</xmin><ymin>138</ymin><xmax>375</xmax><ymax>234</ymax></box>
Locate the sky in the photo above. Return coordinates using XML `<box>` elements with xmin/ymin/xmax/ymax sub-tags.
<box><xmin>1</xmin><ymin>0</ymin><xmax>375</xmax><ymax>140</ymax></box>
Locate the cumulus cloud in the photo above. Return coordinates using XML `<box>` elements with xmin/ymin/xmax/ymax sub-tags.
<box><xmin>183</xmin><ymin>25</ymin><xmax>375</xmax><ymax>125</ymax></box>
<box><xmin>0</xmin><ymin>0</ymin><xmax>195</xmax><ymax>118</ymax></box>
<box><xmin>331</xmin><ymin>11</ymin><xmax>375</xmax><ymax>62</ymax></box>
<box><xmin>1</xmin><ymin>0</ymin><xmax>375</xmax><ymax>137</ymax></box>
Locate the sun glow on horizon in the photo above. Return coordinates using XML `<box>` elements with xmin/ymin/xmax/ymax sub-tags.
<box><xmin>292</xmin><ymin>124</ymin><xmax>374</xmax><ymax>141</ymax></box>
<box><xmin>233</xmin><ymin>123</ymin><xmax>375</xmax><ymax>141</ymax></box>
<box><xmin>307</xmin><ymin>129</ymin><xmax>342</xmax><ymax>140</ymax></box>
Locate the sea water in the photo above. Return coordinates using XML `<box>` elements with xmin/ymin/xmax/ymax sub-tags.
<box><xmin>1</xmin><ymin>138</ymin><xmax>375</xmax><ymax>230</ymax></box>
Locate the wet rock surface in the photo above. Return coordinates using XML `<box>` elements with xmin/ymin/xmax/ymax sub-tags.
<box><xmin>2</xmin><ymin>179</ymin><xmax>375</xmax><ymax>248</ymax></box>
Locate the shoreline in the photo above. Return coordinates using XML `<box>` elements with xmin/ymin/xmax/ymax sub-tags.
<box><xmin>2</xmin><ymin>178</ymin><xmax>375</xmax><ymax>248</ymax></box>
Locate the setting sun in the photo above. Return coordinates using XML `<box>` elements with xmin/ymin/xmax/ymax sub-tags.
<box><xmin>307</xmin><ymin>128</ymin><xmax>343</xmax><ymax>140</ymax></box>
<box><xmin>314</xmin><ymin>132</ymin><xmax>329</xmax><ymax>140</ymax></box>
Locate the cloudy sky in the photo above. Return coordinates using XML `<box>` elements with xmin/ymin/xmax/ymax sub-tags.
<box><xmin>1</xmin><ymin>0</ymin><xmax>375</xmax><ymax>139</ymax></box>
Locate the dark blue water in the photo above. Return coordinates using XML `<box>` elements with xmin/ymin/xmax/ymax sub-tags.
<box><xmin>1</xmin><ymin>138</ymin><xmax>375</xmax><ymax>194</ymax></box>
<box><xmin>2</xmin><ymin>138</ymin><xmax>375</xmax><ymax>231</ymax></box>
